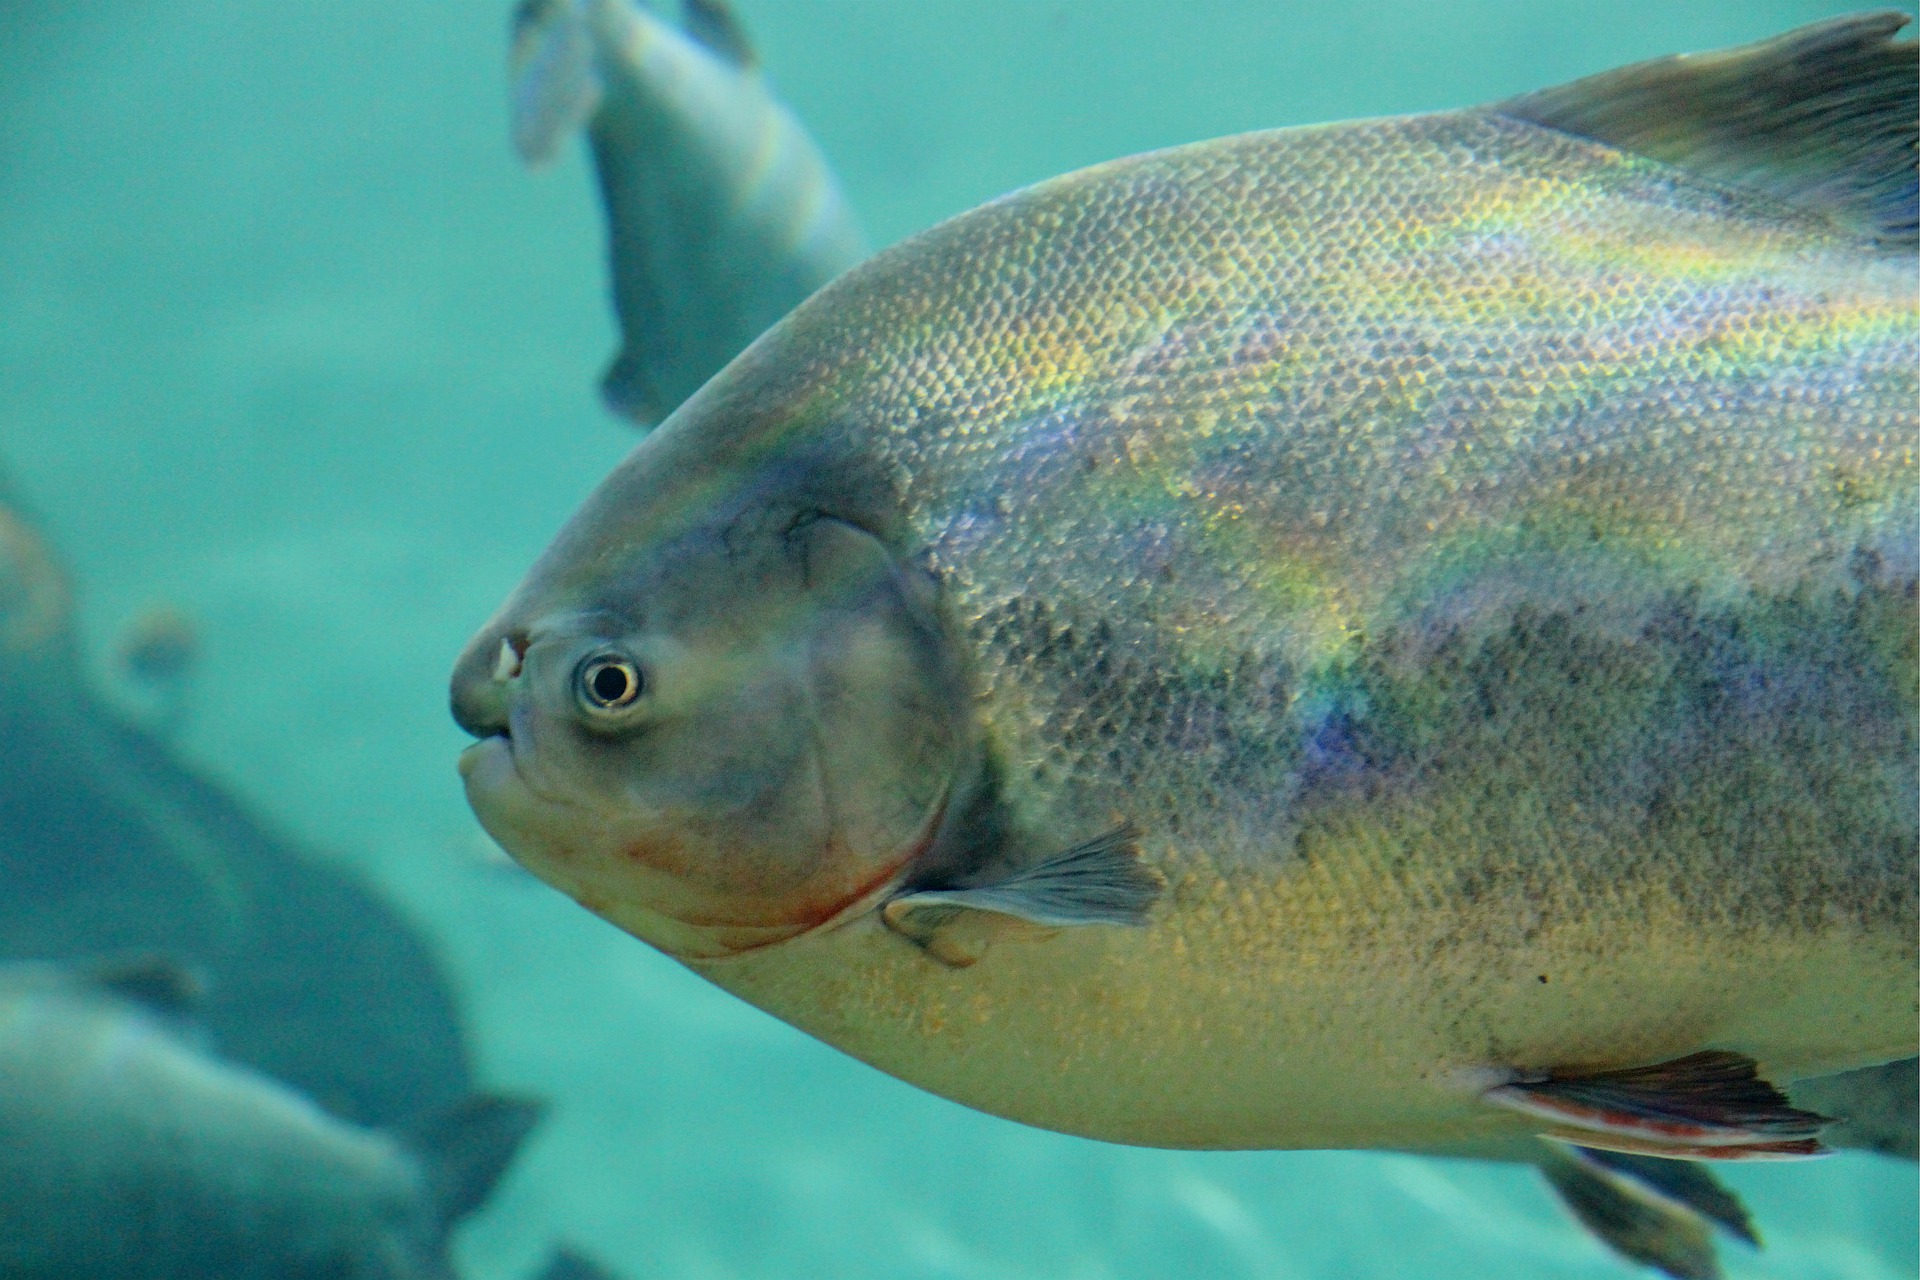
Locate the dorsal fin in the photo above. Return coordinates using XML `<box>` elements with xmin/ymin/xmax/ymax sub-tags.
<box><xmin>86</xmin><ymin>955</ymin><xmax>205</xmax><ymax>1019</ymax></box>
<box><xmin>683</xmin><ymin>0</ymin><xmax>757</xmax><ymax>68</ymax></box>
<box><xmin>1496</xmin><ymin>12</ymin><xmax>1917</xmax><ymax>249</ymax></box>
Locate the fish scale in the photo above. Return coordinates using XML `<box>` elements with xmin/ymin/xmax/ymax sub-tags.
<box><xmin>709</xmin><ymin>89</ymin><xmax>1915</xmax><ymax>1132</ymax></box>
<box><xmin>862</xmin><ymin>118</ymin><xmax>1911</xmax><ymax>662</ymax></box>
<box><xmin>799</xmin><ymin>114</ymin><xmax>1914</xmax><ymax>895</ymax></box>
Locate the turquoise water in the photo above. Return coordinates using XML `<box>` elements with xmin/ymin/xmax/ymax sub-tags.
<box><xmin>2</xmin><ymin>2</ymin><xmax>1914</xmax><ymax>1277</ymax></box>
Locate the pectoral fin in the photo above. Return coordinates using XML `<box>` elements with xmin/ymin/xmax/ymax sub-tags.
<box><xmin>1486</xmin><ymin>1051</ymin><xmax>1831</xmax><ymax>1160</ymax></box>
<box><xmin>882</xmin><ymin>823</ymin><xmax>1161</xmax><ymax>968</ymax></box>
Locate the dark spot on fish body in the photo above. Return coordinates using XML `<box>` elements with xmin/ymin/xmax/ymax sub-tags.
<box><xmin>969</xmin><ymin>593</ymin><xmax>1312</xmax><ymax>861</ymax></box>
<box><xmin>1340</xmin><ymin>577</ymin><xmax>1910</xmax><ymax>952</ymax></box>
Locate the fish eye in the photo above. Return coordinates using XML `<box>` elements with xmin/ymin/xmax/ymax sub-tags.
<box><xmin>576</xmin><ymin>653</ymin><xmax>645</xmax><ymax>712</ymax></box>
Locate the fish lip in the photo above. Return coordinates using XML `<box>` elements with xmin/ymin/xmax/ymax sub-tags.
<box><xmin>457</xmin><ymin>696</ymin><xmax>536</xmax><ymax>793</ymax></box>
<box><xmin>456</xmin><ymin>733</ymin><xmax>517</xmax><ymax>796</ymax></box>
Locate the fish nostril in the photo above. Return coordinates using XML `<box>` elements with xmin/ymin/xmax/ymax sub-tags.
<box><xmin>492</xmin><ymin>635</ymin><xmax>527</xmax><ymax>682</ymax></box>
<box><xmin>452</xmin><ymin>630</ymin><xmax>526</xmax><ymax>740</ymax></box>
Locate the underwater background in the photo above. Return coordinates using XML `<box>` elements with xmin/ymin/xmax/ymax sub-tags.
<box><xmin>1</xmin><ymin>1</ymin><xmax>1914</xmax><ymax>1276</ymax></box>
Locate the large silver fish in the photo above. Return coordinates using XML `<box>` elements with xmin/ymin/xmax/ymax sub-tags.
<box><xmin>511</xmin><ymin>0</ymin><xmax>868</xmax><ymax>427</ymax></box>
<box><xmin>456</xmin><ymin>15</ymin><xmax>1918</xmax><ymax>1277</ymax></box>
<box><xmin>0</xmin><ymin>960</ymin><xmax>540</xmax><ymax>1280</ymax></box>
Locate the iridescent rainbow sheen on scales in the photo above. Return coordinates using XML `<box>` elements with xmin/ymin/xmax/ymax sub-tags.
<box><xmin>655</xmin><ymin>104</ymin><xmax>1905</xmax><ymax>861</ymax></box>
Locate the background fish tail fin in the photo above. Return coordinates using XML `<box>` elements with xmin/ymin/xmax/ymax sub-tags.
<box><xmin>1496</xmin><ymin>11</ymin><xmax>1918</xmax><ymax>248</ymax></box>
<box><xmin>403</xmin><ymin>1093</ymin><xmax>547</xmax><ymax>1236</ymax></box>
<box><xmin>510</xmin><ymin>0</ymin><xmax>604</xmax><ymax>167</ymax></box>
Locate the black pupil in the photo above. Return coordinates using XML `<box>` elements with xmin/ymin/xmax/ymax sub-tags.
<box><xmin>590</xmin><ymin>662</ymin><xmax>634</xmax><ymax>705</ymax></box>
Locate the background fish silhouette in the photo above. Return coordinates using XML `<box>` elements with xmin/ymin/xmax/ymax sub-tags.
<box><xmin>0</xmin><ymin>959</ymin><xmax>542</xmax><ymax>1280</ymax></box>
<box><xmin>511</xmin><ymin>0</ymin><xmax>867</xmax><ymax>427</ymax></box>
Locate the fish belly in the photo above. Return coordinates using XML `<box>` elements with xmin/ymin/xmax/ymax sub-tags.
<box><xmin>698</xmin><ymin>776</ymin><xmax>1914</xmax><ymax>1156</ymax></box>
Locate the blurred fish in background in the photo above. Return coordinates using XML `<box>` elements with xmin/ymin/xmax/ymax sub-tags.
<box><xmin>0</xmin><ymin>475</ymin><xmax>472</xmax><ymax>1129</ymax></box>
<box><xmin>509</xmin><ymin>0</ymin><xmax>868</xmax><ymax>427</ymax></box>
<box><xmin>114</xmin><ymin>601</ymin><xmax>198</xmax><ymax>732</ymax></box>
<box><xmin>0</xmin><ymin>478</ymin><xmax>613</xmax><ymax>1275</ymax></box>
<box><xmin>0</xmin><ymin>958</ymin><xmax>542</xmax><ymax>1280</ymax></box>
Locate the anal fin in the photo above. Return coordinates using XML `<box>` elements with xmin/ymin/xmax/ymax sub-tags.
<box><xmin>1486</xmin><ymin>1051</ymin><xmax>1831</xmax><ymax>1160</ymax></box>
<box><xmin>1552</xmin><ymin>1144</ymin><xmax>1758</xmax><ymax>1245</ymax></box>
<box><xmin>1539</xmin><ymin>1144</ymin><xmax>1748</xmax><ymax>1280</ymax></box>
<box><xmin>882</xmin><ymin>823</ymin><xmax>1161</xmax><ymax>968</ymax></box>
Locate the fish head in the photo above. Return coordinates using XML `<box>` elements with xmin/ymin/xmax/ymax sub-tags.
<box><xmin>452</xmin><ymin>419</ymin><xmax>966</xmax><ymax>960</ymax></box>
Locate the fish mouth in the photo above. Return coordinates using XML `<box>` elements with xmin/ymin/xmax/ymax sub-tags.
<box><xmin>456</xmin><ymin>711</ymin><xmax>569</xmax><ymax>881</ymax></box>
<box><xmin>451</xmin><ymin>631</ymin><xmax>528</xmax><ymax>739</ymax></box>
<box><xmin>457</xmin><ymin>732</ymin><xmax>523</xmax><ymax>821</ymax></box>
<box><xmin>456</xmin><ymin>732</ymin><xmax>510</xmax><ymax>782</ymax></box>
<box><xmin>458</xmin><ymin>699</ymin><xmax>550</xmax><ymax>801</ymax></box>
